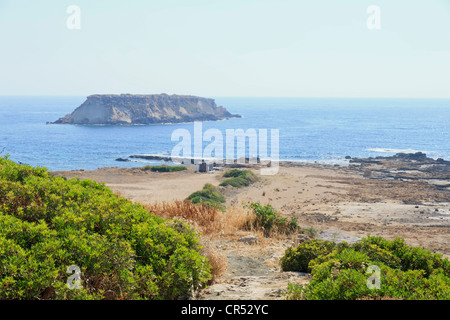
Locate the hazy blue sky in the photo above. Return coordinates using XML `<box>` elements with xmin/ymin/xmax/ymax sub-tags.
<box><xmin>1</xmin><ymin>0</ymin><xmax>449</xmax><ymax>97</ymax></box>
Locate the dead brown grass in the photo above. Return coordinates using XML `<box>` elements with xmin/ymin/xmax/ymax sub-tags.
<box><xmin>200</xmin><ymin>240</ymin><xmax>228</xmax><ymax>284</ymax></box>
<box><xmin>145</xmin><ymin>200</ymin><xmax>299</xmax><ymax>248</ymax></box>
<box><xmin>145</xmin><ymin>200</ymin><xmax>259</xmax><ymax>237</ymax></box>
<box><xmin>145</xmin><ymin>200</ymin><xmax>225</xmax><ymax>235</ymax></box>
<box><xmin>221</xmin><ymin>204</ymin><xmax>254</xmax><ymax>236</ymax></box>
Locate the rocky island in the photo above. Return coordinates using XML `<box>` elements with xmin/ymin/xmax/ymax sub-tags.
<box><xmin>51</xmin><ymin>94</ymin><xmax>241</xmax><ymax>125</ymax></box>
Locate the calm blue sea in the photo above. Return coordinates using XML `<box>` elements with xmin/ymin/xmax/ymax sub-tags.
<box><xmin>0</xmin><ymin>96</ymin><xmax>449</xmax><ymax>171</ymax></box>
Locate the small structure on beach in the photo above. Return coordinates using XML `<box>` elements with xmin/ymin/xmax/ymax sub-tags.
<box><xmin>197</xmin><ymin>160</ymin><xmax>214</xmax><ymax>173</ymax></box>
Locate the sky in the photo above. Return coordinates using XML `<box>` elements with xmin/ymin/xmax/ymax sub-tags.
<box><xmin>0</xmin><ymin>0</ymin><xmax>449</xmax><ymax>97</ymax></box>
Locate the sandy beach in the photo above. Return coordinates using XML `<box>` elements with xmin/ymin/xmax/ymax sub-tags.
<box><xmin>52</xmin><ymin>156</ymin><xmax>450</xmax><ymax>299</ymax></box>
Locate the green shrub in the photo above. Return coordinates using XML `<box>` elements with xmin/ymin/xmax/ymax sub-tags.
<box><xmin>282</xmin><ymin>236</ymin><xmax>450</xmax><ymax>300</ymax></box>
<box><xmin>223</xmin><ymin>169</ymin><xmax>246</xmax><ymax>178</ymax></box>
<box><xmin>219</xmin><ymin>169</ymin><xmax>258</xmax><ymax>188</ymax></box>
<box><xmin>352</xmin><ymin>236</ymin><xmax>450</xmax><ymax>276</ymax></box>
<box><xmin>220</xmin><ymin>176</ymin><xmax>249</xmax><ymax>188</ymax></box>
<box><xmin>280</xmin><ymin>239</ymin><xmax>336</xmax><ymax>272</ymax></box>
<box><xmin>0</xmin><ymin>156</ymin><xmax>211</xmax><ymax>300</ymax></box>
<box><xmin>246</xmin><ymin>202</ymin><xmax>299</xmax><ymax>236</ymax></box>
<box><xmin>185</xmin><ymin>183</ymin><xmax>226</xmax><ymax>211</ymax></box>
<box><xmin>141</xmin><ymin>165</ymin><xmax>187</xmax><ymax>172</ymax></box>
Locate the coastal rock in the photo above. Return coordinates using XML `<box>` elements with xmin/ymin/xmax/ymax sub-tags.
<box><xmin>349</xmin><ymin>152</ymin><xmax>450</xmax><ymax>187</ymax></box>
<box><xmin>317</xmin><ymin>230</ymin><xmax>361</xmax><ymax>244</ymax></box>
<box><xmin>238</xmin><ymin>235</ymin><xmax>259</xmax><ymax>245</ymax></box>
<box><xmin>393</xmin><ymin>152</ymin><xmax>428</xmax><ymax>161</ymax></box>
<box><xmin>51</xmin><ymin>94</ymin><xmax>240</xmax><ymax>125</ymax></box>
<box><xmin>129</xmin><ymin>154</ymin><xmax>173</xmax><ymax>162</ymax></box>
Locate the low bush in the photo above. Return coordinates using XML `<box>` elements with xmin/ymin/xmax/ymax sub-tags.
<box><xmin>141</xmin><ymin>165</ymin><xmax>187</xmax><ymax>172</ymax></box>
<box><xmin>219</xmin><ymin>169</ymin><xmax>258</xmax><ymax>188</ymax></box>
<box><xmin>185</xmin><ymin>183</ymin><xmax>226</xmax><ymax>211</ymax></box>
<box><xmin>282</xmin><ymin>235</ymin><xmax>450</xmax><ymax>300</ymax></box>
<box><xmin>0</xmin><ymin>156</ymin><xmax>211</xmax><ymax>300</ymax></box>
<box><xmin>245</xmin><ymin>202</ymin><xmax>299</xmax><ymax>236</ymax></box>
<box><xmin>352</xmin><ymin>236</ymin><xmax>450</xmax><ymax>276</ymax></box>
<box><xmin>280</xmin><ymin>239</ymin><xmax>337</xmax><ymax>272</ymax></box>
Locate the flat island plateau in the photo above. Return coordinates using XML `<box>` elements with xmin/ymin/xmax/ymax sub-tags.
<box><xmin>51</xmin><ymin>94</ymin><xmax>241</xmax><ymax>125</ymax></box>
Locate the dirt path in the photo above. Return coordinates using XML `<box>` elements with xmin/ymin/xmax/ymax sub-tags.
<box><xmin>196</xmin><ymin>229</ymin><xmax>361</xmax><ymax>300</ymax></box>
<box><xmin>196</xmin><ymin>236</ymin><xmax>309</xmax><ymax>300</ymax></box>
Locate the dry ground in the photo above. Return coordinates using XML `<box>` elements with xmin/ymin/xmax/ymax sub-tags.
<box><xmin>52</xmin><ymin>162</ymin><xmax>450</xmax><ymax>300</ymax></box>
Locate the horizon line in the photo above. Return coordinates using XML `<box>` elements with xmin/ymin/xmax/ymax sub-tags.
<box><xmin>1</xmin><ymin>94</ymin><xmax>450</xmax><ymax>100</ymax></box>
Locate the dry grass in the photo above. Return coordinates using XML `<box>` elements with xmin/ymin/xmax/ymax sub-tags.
<box><xmin>145</xmin><ymin>200</ymin><xmax>298</xmax><ymax>248</ymax></box>
<box><xmin>145</xmin><ymin>200</ymin><xmax>225</xmax><ymax>235</ymax></box>
<box><xmin>145</xmin><ymin>200</ymin><xmax>259</xmax><ymax>237</ymax></box>
<box><xmin>221</xmin><ymin>204</ymin><xmax>254</xmax><ymax>236</ymax></box>
<box><xmin>200</xmin><ymin>240</ymin><xmax>228</xmax><ymax>284</ymax></box>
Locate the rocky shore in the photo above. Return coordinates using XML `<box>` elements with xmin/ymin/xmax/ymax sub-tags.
<box><xmin>347</xmin><ymin>152</ymin><xmax>450</xmax><ymax>191</ymax></box>
<box><xmin>120</xmin><ymin>152</ymin><xmax>450</xmax><ymax>186</ymax></box>
<box><xmin>124</xmin><ymin>154</ymin><xmax>262</xmax><ymax>166</ymax></box>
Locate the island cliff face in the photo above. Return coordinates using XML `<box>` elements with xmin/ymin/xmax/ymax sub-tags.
<box><xmin>52</xmin><ymin>94</ymin><xmax>240</xmax><ymax>125</ymax></box>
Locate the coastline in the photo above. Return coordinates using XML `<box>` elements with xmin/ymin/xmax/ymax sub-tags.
<box><xmin>51</xmin><ymin>155</ymin><xmax>450</xmax><ymax>259</ymax></box>
<box><xmin>47</xmin><ymin>153</ymin><xmax>450</xmax><ymax>299</ymax></box>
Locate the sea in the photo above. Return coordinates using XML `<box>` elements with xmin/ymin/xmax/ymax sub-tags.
<box><xmin>0</xmin><ymin>96</ymin><xmax>449</xmax><ymax>171</ymax></box>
